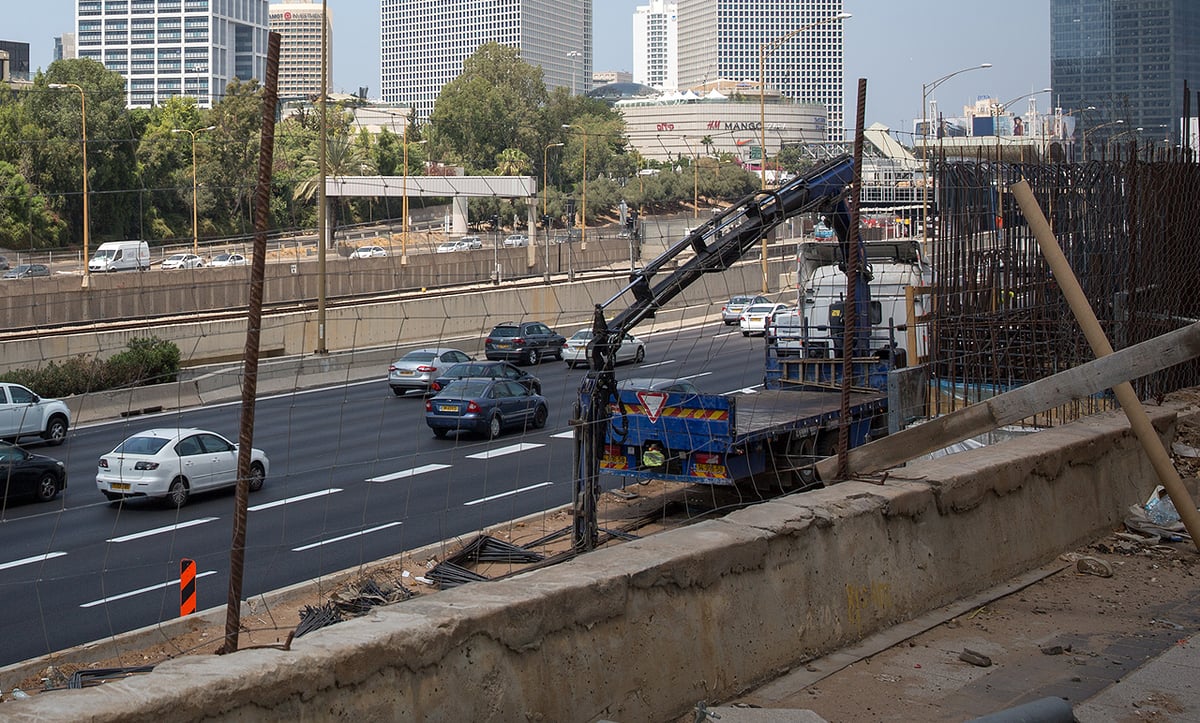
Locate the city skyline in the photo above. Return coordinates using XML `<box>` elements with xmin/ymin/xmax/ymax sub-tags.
<box><xmin>9</xmin><ymin>0</ymin><xmax>1050</xmax><ymax>136</ymax></box>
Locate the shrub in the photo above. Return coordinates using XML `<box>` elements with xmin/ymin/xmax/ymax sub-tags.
<box><xmin>0</xmin><ymin>337</ymin><xmax>181</xmax><ymax>397</ymax></box>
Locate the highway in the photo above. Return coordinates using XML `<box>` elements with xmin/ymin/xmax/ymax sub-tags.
<box><xmin>0</xmin><ymin>319</ymin><xmax>773</xmax><ymax>668</ymax></box>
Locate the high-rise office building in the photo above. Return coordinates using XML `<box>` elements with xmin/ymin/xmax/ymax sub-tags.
<box><xmin>381</xmin><ymin>0</ymin><xmax>591</xmax><ymax>120</ymax></box>
<box><xmin>55</xmin><ymin>34</ymin><xmax>77</xmax><ymax>62</ymax></box>
<box><xmin>75</xmin><ymin>0</ymin><xmax>271</xmax><ymax>108</ymax></box>
<box><xmin>0</xmin><ymin>41</ymin><xmax>31</xmax><ymax>82</ymax></box>
<box><xmin>633</xmin><ymin>0</ymin><xmax>677</xmax><ymax>91</ymax></box>
<box><xmin>269</xmin><ymin>0</ymin><xmax>331</xmax><ymax>100</ymax></box>
<box><xmin>676</xmin><ymin>0</ymin><xmax>847</xmax><ymax>141</ymax></box>
<box><xmin>1051</xmin><ymin>0</ymin><xmax>1200</xmax><ymax>148</ymax></box>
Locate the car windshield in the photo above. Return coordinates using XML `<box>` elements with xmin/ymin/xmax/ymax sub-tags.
<box><xmin>166</xmin><ymin>254</ymin><xmax>186</xmax><ymax>261</ymax></box>
<box><xmin>214</xmin><ymin>254</ymin><xmax>230</xmax><ymax>261</ymax></box>
<box><xmin>114</xmin><ymin>436</ymin><xmax>173</xmax><ymax>455</ymax></box>
<box><xmin>570</xmin><ymin>330</ymin><xmax>593</xmax><ymax>341</ymax></box>
<box><xmin>745</xmin><ymin>305</ymin><xmax>776</xmax><ymax>313</ymax></box>
<box><xmin>440</xmin><ymin>379</ymin><xmax>491</xmax><ymax>397</ymax></box>
<box><xmin>731</xmin><ymin>296</ymin><xmax>755</xmax><ymax>305</ymax></box>
<box><xmin>490</xmin><ymin>326</ymin><xmax>519</xmax><ymax>338</ymax></box>
<box><xmin>445</xmin><ymin>363</ymin><xmax>495</xmax><ymax>377</ymax></box>
<box><xmin>401</xmin><ymin>351</ymin><xmax>437</xmax><ymax>362</ymax></box>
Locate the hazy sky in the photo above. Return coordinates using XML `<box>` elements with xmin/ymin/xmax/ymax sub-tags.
<box><xmin>9</xmin><ymin>0</ymin><xmax>1050</xmax><ymax>136</ymax></box>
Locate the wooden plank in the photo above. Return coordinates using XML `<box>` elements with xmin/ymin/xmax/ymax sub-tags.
<box><xmin>814</xmin><ymin>321</ymin><xmax>1200</xmax><ymax>481</ymax></box>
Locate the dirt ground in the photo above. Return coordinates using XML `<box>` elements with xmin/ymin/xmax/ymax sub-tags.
<box><xmin>8</xmin><ymin>398</ymin><xmax>1200</xmax><ymax>717</ymax></box>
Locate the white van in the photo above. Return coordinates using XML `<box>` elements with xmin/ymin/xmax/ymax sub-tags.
<box><xmin>89</xmin><ymin>241</ymin><xmax>150</xmax><ymax>272</ymax></box>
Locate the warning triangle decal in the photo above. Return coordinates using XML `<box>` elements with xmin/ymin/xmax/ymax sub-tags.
<box><xmin>636</xmin><ymin>391</ymin><xmax>669</xmax><ymax>423</ymax></box>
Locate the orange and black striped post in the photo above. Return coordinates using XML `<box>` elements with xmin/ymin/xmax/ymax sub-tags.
<box><xmin>180</xmin><ymin>558</ymin><xmax>197</xmax><ymax>616</ymax></box>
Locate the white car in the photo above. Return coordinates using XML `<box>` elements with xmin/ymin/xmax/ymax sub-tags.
<box><xmin>739</xmin><ymin>302</ymin><xmax>792</xmax><ymax>336</ymax></box>
<box><xmin>435</xmin><ymin>240</ymin><xmax>472</xmax><ymax>253</ymax></box>
<box><xmin>96</xmin><ymin>428</ymin><xmax>268</xmax><ymax>507</ymax></box>
<box><xmin>503</xmin><ymin>234</ymin><xmax>529</xmax><ymax>248</ymax></box>
<box><xmin>461</xmin><ymin>236</ymin><xmax>483</xmax><ymax>250</ymax></box>
<box><xmin>351</xmin><ymin>245</ymin><xmax>388</xmax><ymax>258</ymax></box>
<box><xmin>562</xmin><ymin>329</ymin><xmax>645</xmax><ymax>369</ymax></box>
<box><xmin>161</xmin><ymin>253</ymin><xmax>205</xmax><ymax>270</ymax></box>
<box><xmin>210</xmin><ymin>253</ymin><xmax>247</xmax><ymax>267</ymax></box>
<box><xmin>0</xmin><ymin>382</ymin><xmax>70</xmax><ymax>446</ymax></box>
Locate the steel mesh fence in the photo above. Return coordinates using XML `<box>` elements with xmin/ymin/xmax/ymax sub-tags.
<box><xmin>928</xmin><ymin>153</ymin><xmax>1200</xmax><ymax>423</ymax></box>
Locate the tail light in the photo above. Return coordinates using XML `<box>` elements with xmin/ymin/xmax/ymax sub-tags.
<box><xmin>98</xmin><ymin>458</ymin><xmax>109</xmax><ymax>468</ymax></box>
<box><xmin>431</xmin><ymin>381</ymin><xmax>442</xmax><ymax>392</ymax></box>
<box><xmin>466</xmin><ymin>401</ymin><xmax>482</xmax><ymax>413</ymax></box>
<box><xmin>425</xmin><ymin>400</ymin><xmax>433</xmax><ymax>411</ymax></box>
<box><xmin>417</xmin><ymin>365</ymin><xmax>436</xmax><ymax>373</ymax></box>
<box><xmin>722</xmin><ymin>305</ymin><xmax>729</xmax><ymax>313</ymax></box>
<box><xmin>134</xmin><ymin>461</ymin><xmax>160</xmax><ymax>470</ymax></box>
<box><xmin>485</xmin><ymin>337</ymin><xmax>494</xmax><ymax>345</ymax></box>
<box><xmin>512</xmin><ymin>337</ymin><xmax>527</xmax><ymax>346</ymax></box>
<box><xmin>388</xmin><ymin>365</ymin><xmax>397</xmax><ymax>372</ymax></box>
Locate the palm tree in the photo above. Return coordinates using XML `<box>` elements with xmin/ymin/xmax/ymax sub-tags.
<box><xmin>700</xmin><ymin>135</ymin><xmax>715</xmax><ymax>157</ymax></box>
<box><xmin>494</xmin><ymin>147</ymin><xmax>533</xmax><ymax>176</ymax></box>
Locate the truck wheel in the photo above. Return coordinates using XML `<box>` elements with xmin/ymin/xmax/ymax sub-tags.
<box><xmin>35</xmin><ymin>474</ymin><xmax>60</xmax><ymax>502</ymax></box>
<box><xmin>44</xmin><ymin>415</ymin><xmax>68</xmax><ymax>446</ymax></box>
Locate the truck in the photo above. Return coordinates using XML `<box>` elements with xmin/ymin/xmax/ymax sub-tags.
<box><xmin>571</xmin><ymin>155</ymin><xmax>899</xmax><ymax>549</ymax></box>
<box><xmin>772</xmin><ymin>237</ymin><xmax>933</xmax><ymax>365</ymax></box>
<box><xmin>88</xmin><ymin>241</ymin><xmax>150</xmax><ymax>272</ymax></box>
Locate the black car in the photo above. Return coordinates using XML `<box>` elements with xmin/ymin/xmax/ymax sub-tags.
<box><xmin>484</xmin><ymin>321</ymin><xmax>566</xmax><ymax>365</ymax></box>
<box><xmin>430</xmin><ymin>360</ymin><xmax>542</xmax><ymax>394</ymax></box>
<box><xmin>0</xmin><ymin>441</ymin><xmax>67</xmax><ymax>504</ymax></box>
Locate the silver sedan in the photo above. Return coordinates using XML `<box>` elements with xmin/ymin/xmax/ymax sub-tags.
<box><xmin>388</xmin><ymin>347</ymin><xmax>474</xmax><ymax>395</ymax></box>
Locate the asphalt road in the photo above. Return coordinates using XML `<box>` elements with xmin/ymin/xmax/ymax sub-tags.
<box><xmin>0</xmin><ymin>319</ymin><xmax>772</xmax><ymax>668</ymax></box>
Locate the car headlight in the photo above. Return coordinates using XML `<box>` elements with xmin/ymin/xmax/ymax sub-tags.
<box><xmin>134</xmin><ymin>461</ymin><xmax>160</xmax><ymax>470</ymax></box>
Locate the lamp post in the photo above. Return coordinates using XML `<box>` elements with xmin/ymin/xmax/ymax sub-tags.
<box><xmin>756</xmin><ymin>12</ymin><xmax>850</xmax><ymax>293</ymax></box>
<box><xmin>1063</xmin><ymin>105</ymin><xmax>1096</xmax><ymax>161</ymax></box>
<box><xmin>758</xmin><ymin>12</ymin><xmax>851</xmax><ymax>190</ymax></box>
<box><xmin>402</xmin><ymin>127</ymin><xmax>425</xmax><ymax>264</ymax></box>
<box><xmin>1082</xmin><ymin>119</ymin><xmax>1124</xmax><ymax>158</ymax></box>
<box><xmin>49</xmin><ymin>82</ymin><xmax>90</xmax><ymax>283</ymax></box>
<box><xmin>992</xmin><ymin>88</ymin><xmax>1050</xmax><ymax>162</ymax></box>
<box><xmin>566</xmin><ymin>51</ymin><xmax>582</xmax><ymax>96</ymax></box>
<box><xmin>680</xmin><ymin>136</ymin><xmax>699</xmax><ymax>220</ymax></box>
<box><xmin>920</xmin><ymin>63</ymin><xmax>992</xmax><ymax>249</ymax></box>
<box><xmin>543</xmin><ymin>142</ymin><xmax>564</xmax><ymax>282</ymax></box>
<box><xmin>171</xmin><ymin>125</ymin><xmax>216</xmax><ymax>256</ymax></box>
<box><xmin>562</xmin><ymin>124</ymin><xmax>586</xmax><ymax>247</ymax></box>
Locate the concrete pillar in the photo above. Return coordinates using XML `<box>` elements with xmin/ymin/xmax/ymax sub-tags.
<box><xmin>451</xmin><ymin>197</ymin><xmax>468</xmax><ymax>235</ymax></box>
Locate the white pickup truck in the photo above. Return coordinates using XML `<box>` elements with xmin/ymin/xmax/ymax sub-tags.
<box><xmin>0</xmin><ymin>382</ymin><xmax>71</xmax><ymax>446</ymax></box>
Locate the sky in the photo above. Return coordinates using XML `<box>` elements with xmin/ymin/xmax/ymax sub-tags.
<box><xmin>10</xmin><ymin>0</ymin><xmax>1050</xmax><ymax>137</ymax></box>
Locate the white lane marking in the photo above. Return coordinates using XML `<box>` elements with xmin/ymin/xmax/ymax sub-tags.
<box><xmin>249</xmin><ymin>488</ymin><xmax>343</xmax><ymax>511</ymax></box>
<box><xmin>463</xmin><ymin>481</ymin><xmax>553</xmax><ymax>506</ymax></box>
<box><xmin>0</xmin><ymin>552</ymin><xmax>67</xmax><ymax>572</ymax></box>
<box><xmin>292</xmin><ymin>522</ymin><xmax>403</xmax><ymax>552</ymax></box>
<box><xmin>638</xmin><ymin>360</ymin><xmax>677</xmax><ymax>369</ymax></box>
<box><xmin>465</xmin><ymin>443</ymin><xmax>543</xmax><ymax>460</ymax></box>
<box><xmin>106</xmin><ymin>518</ymin><xmax>218</xmax><ymax>543</ymax></box>
<box><xmin>728</xmin><ymin>386</ymin><xmax>761</xmax><ymax>395</ymax></box>
<box><xmin>80</xmin><ymin>571</ymin><xmax>218</xmax><ymax>608</ymax></box>
<box><xmin>366</xmin><ymin>464</ymin><xmax>451</xmax><ymax>482</ymax></box>
<box><xmin>550</xmin><ymin>431</ymin><xmax>574</xmax><ymax>439</ymax></box>
<box><xmin>681</xmin><ymin>371</ymin><xmax>713</xmax><ymax>381</ymax></box>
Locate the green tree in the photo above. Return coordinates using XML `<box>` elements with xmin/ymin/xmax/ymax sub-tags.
<box><xmin>494</xmin><ymin>147</ymin><xmax>532</xmax><ymax>176</ymax></box>
<box><xmin>0</xmin><ymin>161</ymin><xmax>65</xmax><ymax>248</ymax></box>
<box><xmin>427</xmin><ymin>43</ymin><xmax>547</xmax><ymax>173</ymax></box>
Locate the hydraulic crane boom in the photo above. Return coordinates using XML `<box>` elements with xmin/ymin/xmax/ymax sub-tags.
<box><xmin>571</xmin><ymin>155</ymin><xmax>858</xmax><ymax>550</ymax></box>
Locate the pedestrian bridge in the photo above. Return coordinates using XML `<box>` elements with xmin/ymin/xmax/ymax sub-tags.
<box><xmin>325</xmin><ymin>176</ymin><xmax>538</xmax><ymax>235</ymax></box>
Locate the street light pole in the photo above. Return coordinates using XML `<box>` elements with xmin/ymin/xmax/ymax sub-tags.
<box><xmin>543</xmin><ymin>142</ymin><xmax>564</xmax><ymax>282</ymax></box>
<box><xmin>920</xmin><ymin>63</ymin><xmax>992</xmax><ymax>250</ymax></box>
<box><xmin>402</xmin><ymin>127</ymin><xmax>425</xmax><ymax>264</ymax></box>
<box><xmin>1082</xmin><ymin>119</ymin><xmax>1124</xmax><ymax>158</ymax></box>
<box><xmin>756</xmin><ymin>12</ymin><xmax>850</xmax><ymax>293</ymax></box>
<box><xmin>566</xmin><ymin>51</ymin><xmax>581</xmax><ymax>96</ymax></box>
<box><xmin>992</xmin><ymin>88</ymin><xmax>1050</xmax><ymax>162</ymax></box>
<box><xmin>171</xmin><ymin>126</ymin><xmax>216</xmax><ymax>257</ymax></box>
<box><xmin>49</xmin><ymin>82</ymin><xmax>90</xmax><ymax>284</ymax></box>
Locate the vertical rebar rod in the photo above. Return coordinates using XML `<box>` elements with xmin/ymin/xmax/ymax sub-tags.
<box><xmin>219</xmin><ymin>30</ymin><xmax>280</xmax><ymax>655</ymax></box>
<box><xmin>837</xmin><ymin>78</ymin><xmax>867</xmax><ymax>478</ymax></box>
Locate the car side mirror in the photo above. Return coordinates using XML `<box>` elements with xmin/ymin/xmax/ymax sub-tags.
<box><xmin>30</xmin><ymin>394</ymin><xmax>40</xmax><ymax>403</ymax></box>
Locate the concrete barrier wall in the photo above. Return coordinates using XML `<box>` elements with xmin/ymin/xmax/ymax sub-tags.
<box><xmin>3</xmin><ymin>258</ymin><xmax>781</xmax><ymax>374</ymax></box>
<box><xmin>4</xmin><ymin>405</ymin><xmax>1176</xmax><ymax>722</ymax></box>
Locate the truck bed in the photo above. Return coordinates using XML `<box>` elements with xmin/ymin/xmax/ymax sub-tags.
<box><xmin>732</xmin><ymin>389</ymin><xmax>886</xmax><ymax>441</ymax></box>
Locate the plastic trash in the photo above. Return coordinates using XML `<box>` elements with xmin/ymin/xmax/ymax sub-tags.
<box><xmin>1144</xmin><ymin>486</ymin><xmax>1181</xmax><ymax>526</ymax></box>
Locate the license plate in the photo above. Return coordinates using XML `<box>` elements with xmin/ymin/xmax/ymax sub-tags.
<box><xmin>495</xmin><ymin>343</ymin><xmax>511</xmax><ymax>349</ymax></box>
<box><xmin>693</xmin><ymin>463</ymin><xmax>729</xmax><ymax>477</ymax></box>
<box><xmin>399</xmin><ymin>370</ymin><xmax>414</xmax><ymax>376</ymax></box>
<box><xmin>437</xmin><ymin>405</ymin><xmax>457</xmax><ymax>412</ymax></box>
<box><xmin>110</xmin><ymin>482</ymin><xmax>131</xmax><ymax>490</ymax></box>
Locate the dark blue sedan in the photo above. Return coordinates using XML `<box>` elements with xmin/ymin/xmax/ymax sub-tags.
<box><xmin>425</xmin><ymin>378</ymin><xmax>549</xmax><ymax>439</ymax></box>
<box><xmin>430</xmin><ymin>360</ymin><xmax>542</xmax><ymax>394</ymax></box>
